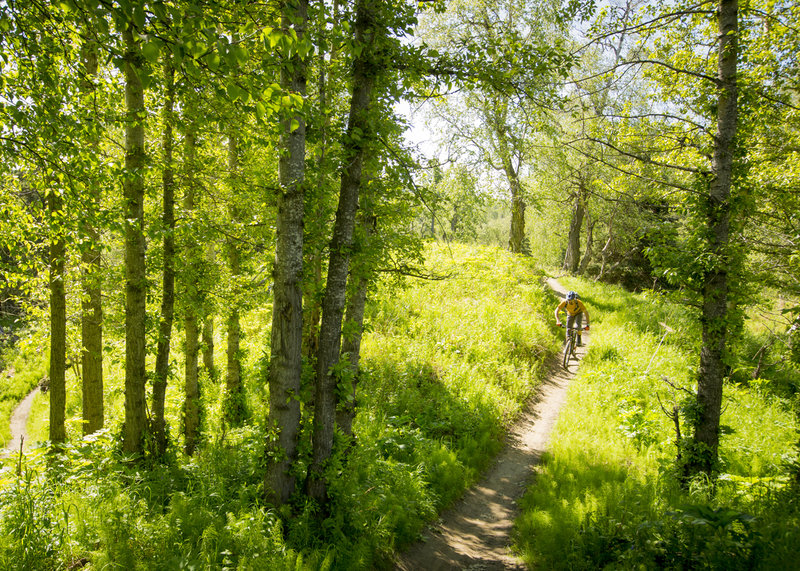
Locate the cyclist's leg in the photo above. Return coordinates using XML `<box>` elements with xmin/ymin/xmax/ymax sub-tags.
<box><xmin>566</xmin><ymin>313</ymin><xmax>577</xmax><ymax>342</ymax></box>
<box><xmin>575</xmin><ymin>314</ymin><xmax>584</xmax><ymax>346</ymax></box>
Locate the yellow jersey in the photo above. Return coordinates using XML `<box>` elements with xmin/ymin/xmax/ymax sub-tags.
<box><xmin>558</xmin><ymin>299</ymin><xmax>587</xmax><ymax>316</ymax></box>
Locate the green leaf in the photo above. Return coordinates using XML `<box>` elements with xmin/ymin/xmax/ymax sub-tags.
<box><xmin>141</xmin><ymin>41</ymin><xmax>160</xmax><ymax>63</ymax></box>
<box><xmin>133</xmin><ymin>5</ymin><xmax>146</xmax><ymax>29</ymax></box>
<box><xmin>227</xmin><ymin>83</ymin><xmax>241</xmax><ymax>102</ymax></box>
<box><xmin>269</xmin><ymin>29</ymin><xmax>282</xmax><ymax>49</ymax></box>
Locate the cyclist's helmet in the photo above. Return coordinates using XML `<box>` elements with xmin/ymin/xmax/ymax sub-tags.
<box><xmin>566</xmin><ymin>291</ymin><xmax>578</xmax><ymax>301</ymax></box>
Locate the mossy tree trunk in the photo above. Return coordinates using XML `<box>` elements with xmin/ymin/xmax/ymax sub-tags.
<box><xmin>152</xmin><ymin>55</ymin><xmax>176</xmax><ymax>455</ymax></box>
<box><xmin>121</xmin><ymin>23</ymin><xmax>148</xmax><ymax>456</ymax></box>
<box><xmin>79</xmin><ymin>38</ymin><xmax>104</xmax><ymax>436</ymax></box>
<box><xmin>265</xmin><ymin>0</ymin><xmax>309</xmax><ymax>506</ymax></box>
<box><xmin>688</xmin><ymin>0</ymin><xmax>739</xmax><ymax>479</ymax></box>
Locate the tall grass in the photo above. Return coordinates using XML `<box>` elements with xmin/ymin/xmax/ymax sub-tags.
<box><xmin>515</xmin><ymin>277</ymin><xmax>800</xmax><ymax>570</ymax></box>
<box><xmin>0</xmin><ymin>242</ymin><xmax>559</xmax><ymax>569</ymax></box>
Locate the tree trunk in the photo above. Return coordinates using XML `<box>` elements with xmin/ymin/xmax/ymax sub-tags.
<box><xmin>508</xmin><ymin>182</ymin><xmax>526</xmax><ymax>254</ymax></box>
<box><xmin>184</xmin><ymin>309</ymin><xmax>200</xmax><ymax>455</ymax></box>
<box><xmin>489</xmin><ymin>98</ymin><xmax>526</xmax><ymax>254</ymax></box>
<box><xmin>183</xmin><ymin>113</ymin><xmax>201</xmax><ymax>456</ymax></box>
<box><xmin>79</xmin><ymin>39</ymin><xmax>104</xmax><ymax>435</ymax></box>
<box><xmin>48</xmin><ymin>189</ymin><xmax>67</xmax><ymax>446</ymax></box>
<box><xmin>202</xmin><ymin>244</ymin><xmax>216</xmax><ymax>380</ymax></box>
<box><xmin>689</xmin><ymin>0</ymin><xmax>739</xmax><ymax>478</ymax></box>
<box><xmin>563</xmin><ymin>187</ymin><xmax>585</xmax><ymax>273</ymax></box>
<box><xmin>306</xmin><ymin>0</ymin><xmax>379</xmax><ymax>506</ymax></box>
<box><xmin>578</xmin><ymin>212</ymin><xmax>595</xmax><ymax>276</ymax></box>
<box><xmin>225</xmin><ymin>133</ymin><xmax>245</xmax><ymax>426</ymax></box>
<box><xmin>202</xmin><ymin>312</ymin><xmax>215</xmax><ymax>380</ymax></box>
<box><xmin>335</xmin><ymin>213</ymin><xmax>377</xmax><ymax>441</ymax></box>
<box><xmin>152</xmin><ymin>56</ymin><xmax>176</xmax><ymax>455</ymax></box>
<box><xmin>265</xmin><ymin>0</ymin><xmax>309</xmax><ymax>506</ymax></box>
<box><xmin>121</xmin><ymin>24</ymin><xmax>148</xmax><ymax>455</ymax></box>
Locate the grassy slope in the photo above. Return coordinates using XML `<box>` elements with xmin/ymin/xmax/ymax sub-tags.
<box><xmin>0</xmin><ymin>243</ymin><xmax>560</xmax><ymax>569</ymax></box>
<box><xmin>515</xmin><ymin>276</ymin><xmax>800</xmax><ymax>570</ymax></box>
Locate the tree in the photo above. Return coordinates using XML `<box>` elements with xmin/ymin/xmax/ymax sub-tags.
<box><xmin>690</xmin><ymin>0</ymin><xmax>739</xmax><ymax>478</ymax></box>
<box><xmin>417</xmin><ymin>0</ymin><xmax>573</xmax><ymax>254</ymax></box>
<box><xmin>583</xmin><ymin>0</ymin><xmax>749</xmax><ymax>478</ymax></box>
<box><xmin>182</xmin><ymin>101</ymin><xmax>202</xmax><ymax>456</ymax></box>
<box><xmin>223</xmin><ymin>131</ymin><xmax>245</xmax><ymax>427</ymax></box>
<box><xmin>78</xmin><ymin>36</ymin><xmax>104</xmax><ymax>436</ymax></box>
<box><xmin>265</xmin><ymin>0</ymin><xmax>310</xmax><ymax>505</ymax></box>
<box><xmin>305</xmin><ymin>0</ymin><xmax>392</xmax><ymax>506</ymax></box>
<box><xmin>151</xmin><ymin>54</ymin><xmax>177</xmax><ymax>455</ymax></box>
<box><xmin>121</xmin><ymin>20</ymin><xmax>149</xmax><ymax>456</ymax></box>
<box><xmin>48</xmin><ymin>185</ymin><xmax>67</xmax><ymax>446</ymax></box>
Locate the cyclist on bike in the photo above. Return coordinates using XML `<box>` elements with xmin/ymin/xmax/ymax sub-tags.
<box><xmin>555</xmin><ymin>290</ymin><xmax>590</xmax><ymax>346</ymax></box>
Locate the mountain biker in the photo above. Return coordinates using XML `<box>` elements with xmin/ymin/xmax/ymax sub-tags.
<box><xmin>555</xmin><ymin>291</ymin><xmax>590</xmax><ymax>346</ymax></box>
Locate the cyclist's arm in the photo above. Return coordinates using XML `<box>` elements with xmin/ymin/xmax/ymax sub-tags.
<box><xmin>555</xmin><ymin>301</ymin><xmax>565</xmax><ymax>324</ymax></box>
<box><xmin>578</xmin><ymin>301</ymin><xmax>590</xmax><ymax>326</ymax></box>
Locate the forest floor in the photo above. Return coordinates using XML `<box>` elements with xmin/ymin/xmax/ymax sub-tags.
<box><xmin>395</xmin><ymin>277</ymin><xmax>584</xmax><ymax>570</ymax></box>
<box><xmin>1</xmin><ymin>385</ymin><xmax>36</xmax><ymax>459</ymax></box>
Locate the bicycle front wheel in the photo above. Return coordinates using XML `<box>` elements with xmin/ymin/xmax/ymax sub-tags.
<box><xmin>563</xmin><ymin>336</ymin><xmax>573</xmax><ymax>369</ymax></box>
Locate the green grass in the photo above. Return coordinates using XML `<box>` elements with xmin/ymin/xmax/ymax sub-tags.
<box><xmin>0</xmin><ymin>242</ymin><xmax>559</xmax><ymax>569</ymax></box>
<box><xmin>6</xmin><ymin>245</ymin><xmax>797</xmax><ymax>569</ymax></box>
<box><xmin>514</xmin><ymin>276</ymin><xmax>800</xmax><ymax>570</ymax></box>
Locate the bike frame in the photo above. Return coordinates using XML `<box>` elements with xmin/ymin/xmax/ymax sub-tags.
<box><xmin>561</xmin><ymin>325</ymin><xmax>587</xmax><ymax>369</ymax></box>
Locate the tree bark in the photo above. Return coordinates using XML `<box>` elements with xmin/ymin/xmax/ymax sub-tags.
<box><xmin>508</xmin><ymin>181</ymin><xmax>526</xmax><ymax>254</ymax></box>
<box><xmin>563</xmin><ymin>187</ymin><xmax>585</xmax><ymax>273</ymax></box>
<box><xmin>265</xmin><ymin>0</ymin><xmax>309</xmax><ymax>506</ymax></box>
<box><xmin>335</xmin><ymin>213</ymin><xmax>377</xmax><ymax>441</ymax></box>
<box><xmin>578</xmin><ymin>199</ymin><xmax>595</xmax><ymax>276</ymax></box>
<box><xmin>202</xmin><ymin>243</ymin><xmax>217</xmax><ymax>380</ymax></box>
<box><xmin>306</xmin><ymin>0</ymin><xmax>379</xmax><ymax>506</ymax></box>
<box><xmin>225</xmin><ymin>133</ymin><xmax>245</xmax><ymax>426</ymax></box>
<box><xmin>121</xmin><ymin>24</ymin><xmax>148</xmax><ymax>455</ymax></box>
<box><xmin>152</xmin><ymin>56</ymin><xmax>176</xmax><ymax>455</ymax></box>
<box><xmin>184</xmin><ymin>308</ymin><xmax>200</xmax><ymax>455</ymax></box>
<box><xmin>202</xmin><ymin>312</ymin><xmax>215</xmax><ymax>380</ymax></box>
<box><xmin>48</xmin><ymin>189</ymin><xmax>67</xmax><ymax>446</ymax></box>
<box><xmin>79</xmin><ymin>39</ymin><xmax>104</xmax><ymax>435</ymax></box>
<box><xmin>690</xmin><ymin>0</ymin><xmax>739</xmax><ymax>478</ymax></box>
<box><xmin>183</xmin><ymin>112</ymin><xmax>201</xmax><ymax>456</ymax></box>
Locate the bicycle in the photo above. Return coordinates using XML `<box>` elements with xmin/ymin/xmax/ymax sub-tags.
<box><xmin>560</xmin><ymin>324</ymin><xmax>589</xmax><ymax>369</ymax></box>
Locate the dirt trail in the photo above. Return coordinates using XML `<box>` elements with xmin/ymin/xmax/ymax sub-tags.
<box><xmin>395</xmin><ymin>277</ymin><xmax>584</xmax><ymax>570</ymax></box>
<box><xmin>1</xmin><ymin>387</ymin><xmax>37</xmax><ymax>459</ymax></box>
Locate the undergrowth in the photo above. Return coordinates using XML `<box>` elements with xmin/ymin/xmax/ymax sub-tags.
<box><xmin>0</xmin><ymin>243</ymin><xmax>557</xmax><ymax>569</ymax></box>
<box><xmin>514</xmin><ymin>277</ymin><xmax>800</xmax><ymax>570</ymax></box>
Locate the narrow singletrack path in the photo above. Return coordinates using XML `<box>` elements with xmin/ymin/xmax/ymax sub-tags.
<box><xmin>395</xmin><ymin>277</ymin><xmax>586</xmax><ymax>570</ymax></box>
<box><xmin>1</xmin><ymin>386</ymin><xmax>37</xmax><ymax>459</ymax></box>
